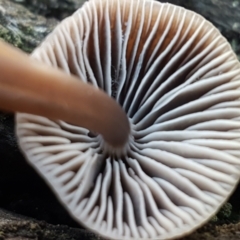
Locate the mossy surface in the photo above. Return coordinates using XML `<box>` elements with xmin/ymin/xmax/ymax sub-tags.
<box><xmin>0</xmin><ymin>0</ymin><xmax>58</xmax><ymax>53</ymax></box>
<box><xmin>211</xmin><ymin>203</ymin><xmax>235</xmax><ymax>224</ymax></box>
<box><xmin>10</xmin><ymin>0</ymin><xmax>85</xmax><ymax>20</ymax></box>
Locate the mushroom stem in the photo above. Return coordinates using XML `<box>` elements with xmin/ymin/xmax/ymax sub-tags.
<box><xmin>0</xmin><ymin>40</ymin><xmax>130</xmax><ymax>149</ymax></box>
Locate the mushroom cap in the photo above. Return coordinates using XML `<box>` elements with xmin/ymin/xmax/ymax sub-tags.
<box><xmin>16</xmin><ymin>0</ymin><xmax>240</xmax><ymax>239</ymax></box>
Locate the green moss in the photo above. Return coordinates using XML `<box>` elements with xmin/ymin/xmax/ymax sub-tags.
<box><xmin>231</xmin><ymin>38</ymin><xmax>240</xmax><ymax>60</ymax></box>
<box><xmin>0</xmin><ymin>25</ymin><xmax>23</xmax><ymax>48</ymax></box>
<box><xmin>211</xmin><ymin>202</ymin><xmax>233</xmax><ymax>222</ymax></box>
<box><xmin>0</xmin><ymin>25</ymin><xmax>36</xmax><ymax>53</ymax></box>
<box><xmin>217</xmin><ymin>202</ymin><xmax>232</xmax><ymax>219</ymax></box>
<box><xmin>211</xmin><ymin>215</ymin><xmax>218</xmax><ymax>222</ymax></box>
<box><xmin>19</xmin><ymin>25</ymin><xmax>35</xmax><ymax>36</ymax></box>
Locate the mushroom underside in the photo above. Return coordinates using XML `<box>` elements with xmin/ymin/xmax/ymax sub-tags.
<box><xmin>16</xmin><ymin>0</ymin><xmax>240</xmax><ymax>239</ymax></box>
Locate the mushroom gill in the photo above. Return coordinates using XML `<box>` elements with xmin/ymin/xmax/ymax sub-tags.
<box><xmin>15</xmin><ymin>0</ymin><xmax>240</xmax><ymax>239</ymax></box>
<box><xmin>0</xmin><ymin>40</ymin><xmax>129</xmax><ymax>149</ymax></box>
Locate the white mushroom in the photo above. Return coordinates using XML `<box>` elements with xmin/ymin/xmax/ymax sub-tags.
<box><xmin>15</xmin><ymin>0</ymin><xmax>240</xmax><ymax>239</ymax></box>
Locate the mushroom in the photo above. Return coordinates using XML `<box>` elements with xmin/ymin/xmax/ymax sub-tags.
<box><xmin>9</xmin><ymin>0</ymin><xmax>240</xmax><ymax>239</ymax></box>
